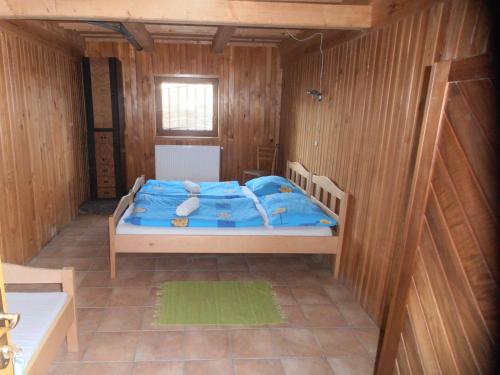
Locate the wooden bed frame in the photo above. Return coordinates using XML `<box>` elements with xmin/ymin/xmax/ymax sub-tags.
<box><xmin>2</xmin><ymin>263</ymin><xmax>78</xmax><ymax>375</ymax></box>
<box><xmin>109</xmin><ymin>161</ymin><xmax>349</xmax><ymax>279</ymax></box>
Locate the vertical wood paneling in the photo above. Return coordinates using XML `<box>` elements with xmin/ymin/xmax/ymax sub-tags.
<box><xmin>85</xmin><ymin>42</ymin><xmax>282</xmax><ymax>185</ymax></box>
<box><xmin>0</xmin><ymin>23</ymin><xmax>88</xmax><ymax>263</ymax></box>
<box><xmin>280</xmin><ymin>5</ymin><xmax>443</xmax><ymax>322</ymax></box>
<box><xmin>279</xmin><ymin>0</ymin><xmax>492</xmax><ymax>324</ymax></box>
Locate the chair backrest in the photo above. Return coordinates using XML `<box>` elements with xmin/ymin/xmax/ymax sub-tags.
<box><xmin>257</xmin><ymin>144</ymin><xmax>279</xmax><ymax>174</ymax></box>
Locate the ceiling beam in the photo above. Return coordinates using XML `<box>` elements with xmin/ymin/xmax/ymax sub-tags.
<box><xmin>0</xmin><ymin>0</ymin><xmax>372</xmax><ymax>29</ymax></box>
<box><xmin>212</xmin><ymin>26</ymin><xmax>236</xmax><ymax>53</ymax></box>
<box><xmin>122</xmin><ymin>22</ymin><xmax>154</xmax><ymax>52</ymax></box>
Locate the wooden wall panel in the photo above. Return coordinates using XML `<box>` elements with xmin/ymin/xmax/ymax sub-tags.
<box><xmin>392</xmin><ymin>69</ymin><xmax>498</xmax><ymax>374</ymax></box>
<box><xmin>85</xmin><ymin>42</ymin><xmax>282</xmax><ymax>185</ymax></box>
<box><xmin>0</xmin><ymin>22</ymin><xmax>88</xmax><ymax>263</ymax></box>
<box><xmin>279</xmin><ymin>0</ymin><xmax>492</xmax><ymax>324</ymax></box>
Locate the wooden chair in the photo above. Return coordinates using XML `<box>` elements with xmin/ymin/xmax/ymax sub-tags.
<box><xmin>242</xmin><ymin>144</ymin><xmax>278</xmax><ymax>182</ymax></box>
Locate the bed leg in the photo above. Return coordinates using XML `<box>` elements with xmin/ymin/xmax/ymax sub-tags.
<box><xmin>110</xmin><ymin>251</ymin><xmax>116</xmax><ymax>279</ymax></box>
<box><xmin>66</xmin><ymin>318</ymin><xmax>79</xmax><ymax>352</ymax></box>
<box><xmin>332</xmin><ymin>254</ymin><xmax>340</xmax><ymax>279</ymax></box>
<box><xmin>62</xmin><ymin>268</ymin><xmax>79</xmax><ymax>352</ymax></box>
<box><xmin>109</xmin><ymin>216</ymin><xmax>117</xmax><ymax>279</ymax></box>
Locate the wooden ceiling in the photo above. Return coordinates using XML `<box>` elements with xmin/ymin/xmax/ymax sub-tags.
<box><xmin>57</xmin><ymin>22</ymin><xmax>306</xmax><ymax>47</ymax></box>
<box><xmin>0</xmin><ymin>0</ymin><xmax>375</xmax><ymax>57</ymax></box>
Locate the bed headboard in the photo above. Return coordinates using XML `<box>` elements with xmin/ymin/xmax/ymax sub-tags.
<box><xmin>286</xmin><ymin>161</ymin><xmax>312</xmax><ymax>194</ymax></box>
<box><xmin>310</xmin><ymin>175</ymin><xmax>346</xmax><ymax>222</ymax></box>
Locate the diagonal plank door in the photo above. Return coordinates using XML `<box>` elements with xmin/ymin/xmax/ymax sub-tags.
<box><xmin>376</xmin><ymin>55</ymin><xmax>498</xmax><ymax>374</ymax></box>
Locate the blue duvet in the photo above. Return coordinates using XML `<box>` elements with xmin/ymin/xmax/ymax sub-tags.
<box><xmin>125</xmin><ymin>194</ymin><xmax>263</xmax><ymax>228</ymax></box>
<box><xmin>138</xmin><ymin>180</ymin><xmax>245</xmax><ymax>199</ymax></box>
<box><xmin>259</xmin><ymin>193</ymin><xmax>337</xmax><ymax>227</ymax></box>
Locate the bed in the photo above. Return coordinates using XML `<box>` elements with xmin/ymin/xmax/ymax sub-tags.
<box><xmin>109</xmin><ymin>161</ymin><xmax>349</xmax><ymax>279</ymax></box>
<box><xmin>2</xmin><ymin>263</ymin><xmax>78</xmax><ymax>375</ymax></box>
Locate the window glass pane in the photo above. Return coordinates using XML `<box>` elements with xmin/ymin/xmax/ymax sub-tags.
<box><xmin>161</xmin><ymin>82</ymin><xmax>214</xmax><ymax>132</ymax></box>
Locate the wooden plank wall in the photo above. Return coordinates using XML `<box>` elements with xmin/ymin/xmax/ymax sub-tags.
<box><xmin>279</xmin><ymin>0</ymin><xmax>492</xmax><ymax>323</ymax></box>
<box><xmin>0</xmin><ymin>22</ymin><xmax>88</xmax><ymax>263</ymax></box>
<box><xmin>393</xmin><ymin>61</ymin><xmax>498</xmax><ymax>375</ymax></box>
<box><xmin>85</xmin><ymin>42</ymin><xmax>282</xmax><ymax>185</ymax></box>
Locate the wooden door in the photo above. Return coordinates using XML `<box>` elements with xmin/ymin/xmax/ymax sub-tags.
<box><xmin>0</xmin><ymin>258</ymin><xmax>14</xmax><ymax>375</ymax></box>
<box><xmin>376</xmin><ymin>55</ymin><xmax>498</xmax><ymax>374</ymax></box>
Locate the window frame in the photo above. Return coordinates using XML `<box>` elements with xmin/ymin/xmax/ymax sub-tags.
<box><xmin>155</xmin><ymin>75</ymin><xmax>219</xmax><ymax>138</ymax></box>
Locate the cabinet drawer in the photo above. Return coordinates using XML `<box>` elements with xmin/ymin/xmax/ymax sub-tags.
<box><xmin>97</xmin><ymin>187</ymin><xmax>116</xmax><ymax>199</ymax></box>
<box><xmin>97</xmin><ymin>165</ymin><xmax>115</xmax><ymax>177</ymax></box>
<box><xmin>97</xmin><ymin>174</ymin><xmax>115</xmax><ymax>188</ymax></box>
<box><xmin>94</xmin><ymin>132</ymin><xmax>114</xmax><ymax>144</ymax></box>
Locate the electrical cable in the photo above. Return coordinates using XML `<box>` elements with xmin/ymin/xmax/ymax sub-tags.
<box><xmin>286</xmin><ymin>31</ymin><xmax>324</xmax><ymax>93</ymax></box>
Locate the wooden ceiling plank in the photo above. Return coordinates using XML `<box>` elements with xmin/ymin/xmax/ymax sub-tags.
<box><xmin>0</xmin><ymin>0</ymin><xmax>372</xmax><ymax>29</ymax></box>
<box><xmin>212</xmin><ymin>26</ymin><xmax>236</xmax><ymax>53</ymax></box>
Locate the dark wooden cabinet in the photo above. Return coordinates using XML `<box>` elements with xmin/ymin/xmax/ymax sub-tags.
<box><xmin>83</xmin><ymin>57</ymin><xmax>126</xmax><ymax>199</ymax></box>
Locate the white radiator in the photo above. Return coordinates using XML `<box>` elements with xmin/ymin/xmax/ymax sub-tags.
<box><xmin>155</xmin><ymin>145</ymin><xmax>221</xmax><ymax>181</ymax></box>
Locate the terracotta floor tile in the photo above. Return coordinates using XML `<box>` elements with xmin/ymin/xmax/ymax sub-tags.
<box><xmin>252</xmin><ymin>271</ymin><xmax>288</xmax><ymax>285</ymax></box>
<box><xmin>136</xmin><ymin>331</ymin><xmax>185</xmax><ymax>361</ymax></box>
<box><xmin>300</xmin><ymin>304</ymin><xmax>348</xmax><ymax>327</ymax></box>
<box><xmin>279</xmin><ymin>305</ymin><xmax>308</xmax><ymax>327</ymax></box>
<box><xmin>77</xmin><ymin>308</ymin><xmax>105</xmax><ymax>332</ymax></box>
<box><xmin>29</xmin><ymin>213</ymin><xmax>378</xmax><ymax>374</ymax></box>
<box><xmin>55</xmin><ymin>331</ymin><xmax>92</xmax><ymax>362</ymax></box>
<box><xmin>313</xmin><ymin>328</ymin><xmax>369</xmax><ymax>357</ymax></box>
<box><xmin>271</xmin><ymin>328</ymin><xmax>322</xmax><ymax>356</ymax></box>
<box><xmin>323</xmin><ymin>284</ymin><xmax>357</xmax><ymax>303</ymax></box>
<box><xmin>90</xmin><ymin>257</ymin><xmax>110</xmax><ymax>271</ymax></box>
<box><xmin>291</xmin><ymin>286</ymin><xmax>332</xmax><ymax>305</ymax></box>
<box><xmin>49</xmin><ymin>363</ymin><xmax>133</xmax><ymax>375</ymax></box>
<box><xmin>327</xmin><ymin>356</ymin><xmax>375</xmax><ymax>375</ymax></box>
<box><xmin>118</xmin><ymin>257</ymin><xmax>156</xmax><ymax>270</ymax></box>
<box><xmin>97</xmin><ymin>307</ymin><xmax>145</xmax><ymax>331</ymax></box>
<box><xmin>218</xmin><ymin>271</ymin><xmax>254</xmax><ymax>281</ymax></box>
<box><xmin>187</xmin><ymin>256</ymin><xmax>218</xmax><ymax>270</ymax></box>
<box><xmin>281</xmin><ymin>358</ymin><xmax>333</xmax><ymax>375</ymax></box>
<box><xmin>184</xmin><ymin>330</ymin><xmax>230</xmax><ymax>359</ymax></box>
<box><xmin>185</xmin><ymin>270</ymin><xmax>219</xmax><ymax>281</ymax></box>
<box><xmin>76</xmin><ymin>287</ymin><xmax>112</xmax><ymax>307</ymax></box>
<box><xmin>353</xmin><ymin>327</ymin><xmax>379</xmax><ymax>359</ymax></box>
<box><xmin>336</xmin><ymin>301</ymin><xmax>377</xmax><ymax>328</ymax></box>
<box><xmin>29</xmin><ymin>257</ymin><xmax>94</xmax><ymax>271</ymax></box>
<box><xmin>216</xmin><ymin>255</ymin><xmax>248</xmax><ymax>271</ymax></box>
<box><xmin>273</xmin><ymin>286</ymin><xmax>298</xmax><ymax>306</ymax></box>
<box><xmin>234</xmin><ymin>359</ymin><xmax>285</xmax><ymax>375</ymax></box>
<box><xmin>79</xmin><ymin>271</ymin><xmax>113</xmax><ymax>287</ymax></box>
<box><xmin>132</xmin><ymin>362</ymin><xmax>184</xmax><ymax>375</ymax></box>
<box><xmin>184</xmin><ymin>360</ymin><xmax>233</xmax><ymax>375</ymax></box>
<box><xmin>231</xmin><ymin>329</ymin><xmax>276</xmax><ymax>358</ymax></box>
<box><xmin>107</xmin><ymin>287</ymin><xmax>154</xmax><ymax>306</ymax></box>
<box><xmin>82</xmin><ymin>332</ymin><xmax>138</xmax><ymax>361</ymax></box>
<box><xmin>113</xmin><ymin>268</ymin><xmax>154</xmax><ymax>286</ymax></box>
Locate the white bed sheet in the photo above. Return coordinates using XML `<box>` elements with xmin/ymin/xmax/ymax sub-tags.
<box><xmin>6</xmin><ymin>292</ymin><xmax>68</xmax><ymax>366</ymax></box>
<box><xmin>117</xmin><ymin>186</ymin><xmax>333</xmax><ymax>237</ymax></box>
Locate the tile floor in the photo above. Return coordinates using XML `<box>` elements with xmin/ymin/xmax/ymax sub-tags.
<box><xmin>23</xmin><ymin>214</ymin><xmax>379</xmax><ymax>374</ymax></box>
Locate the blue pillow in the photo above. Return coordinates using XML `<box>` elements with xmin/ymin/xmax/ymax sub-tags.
<box><xmin>259</xmin><ymin>193</ymin><xmax>336</xmax><ymax>227</ymax></box>
<box><xmin>245</xmin><ymin>175</ymin><xmax>303</xmax><ymax>197</ymax></box>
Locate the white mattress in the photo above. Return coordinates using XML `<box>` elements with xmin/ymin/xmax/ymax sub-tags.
<box><xmin>117</xmin><ymin>186</ymin><xmax>332</xmax><ymax>237</ymax></box>
<box><xmin>6</xmin><ymin>292</ymin><xmax>68</xmax><ymax>366</ymax></box>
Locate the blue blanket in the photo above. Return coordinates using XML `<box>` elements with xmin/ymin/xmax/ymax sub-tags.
<box><xmin>138</xmin><ymin>180</ymin><xmax>245</xmax><ymax>199</ymax></box>
<box><xmin>259</xmin><ymin>193</ymin><xmax>336</xmax><ymax>227</ymax></box>
<box><xmin>125</xmin><ymin>195</ymin><xmax>264</xmax><ymax>228</ymax></box>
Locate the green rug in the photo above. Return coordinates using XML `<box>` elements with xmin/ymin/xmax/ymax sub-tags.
<box><xmin>155</xmin><ymin>281</ymin><xmax>286</xmax><ymax>325</ymax></box>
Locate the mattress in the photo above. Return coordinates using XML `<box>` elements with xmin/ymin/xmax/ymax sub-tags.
<box><xmin>6</xmin><ymin>292</ymin><xmax>68</xmax><ymax>366</ymax></box>
<box><xmin>117</xmin><ymin>187</ymin><xmax>333</xmax><ymax>236</ymax></box>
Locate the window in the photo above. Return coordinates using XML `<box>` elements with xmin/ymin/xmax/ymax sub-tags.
<box><xmin>155</xmin><ymin>76</ymin><xmax>219</xmax><ymax>137</ymax></box>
